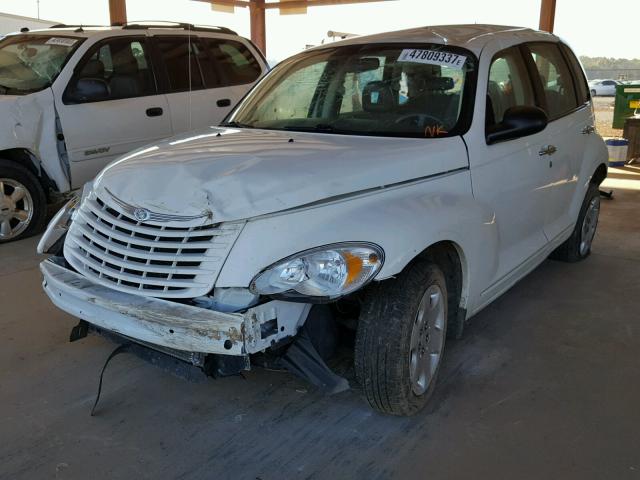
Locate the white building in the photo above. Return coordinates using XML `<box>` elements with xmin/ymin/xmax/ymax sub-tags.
<box><xmin>0</xmin><ymin>11</ymin><xmax>56</xmax><ymax>35</ymax></box>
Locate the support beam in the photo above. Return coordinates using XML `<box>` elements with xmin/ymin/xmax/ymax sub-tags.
<box><xmin>263</xmin><ymin>0</ymin><xmax>393</xmax><ymax>8</ymax></box>
<box><xmin>538</xmin><ymin>0</ymin><xmax>556</xmax><ymax>32</ymax></box>
<box><xmin>208</xmin><ymin>0</ymin><xmax>250</xmax><ymax>6</ymax></box>
<box><xmin>249</xmin><ymin>0</ymin><xmax>266</xmax><ymax>56</ymax></box>
<box><xmin>194</xmin><ymin>0</ymin><xmax>394</xmax><ymax>55</ymax></box>
<box><xmin>109</xmin><ymin>0</ymin><xmax>127</xmax><ymax>25</ymax></box>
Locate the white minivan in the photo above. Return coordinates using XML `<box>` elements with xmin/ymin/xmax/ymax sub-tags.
<box><xmin>0</xmin><ymin>22</ymin><xmax>268</xmax><ymax>242</ymax></box>
<box><xmin>39</xmin><ymin>25</ymin><xmax>607</xmax><ymax>415</ymax></box>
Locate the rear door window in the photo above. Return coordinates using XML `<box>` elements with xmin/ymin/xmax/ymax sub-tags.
<box><xmin>205</xmin><ymin>39</ymin><xmax>262</xmax><ymax>86</ymax></box>
<box><xmin>526</xmin><ymin>42</ymin><xmax>579</xmax><ymax>119</ymax></box>
<box><xmin>156</xmin><ymin>36</ymin><xmax>204</xmax><ymax>92</ymax></box>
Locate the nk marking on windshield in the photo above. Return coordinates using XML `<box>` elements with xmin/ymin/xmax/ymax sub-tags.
<box><xmin>398</xmin><ymin>49</ymin><xmax>467</xmax><ymax>69</ymax></box>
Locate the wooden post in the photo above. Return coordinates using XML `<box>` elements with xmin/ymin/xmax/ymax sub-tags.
<box><xmin>539</xmin><ymin>0</ymin><xmax>556</xmax><ymax>32</ymax></box>
<box><xmin>249</xmin><ymin>0</ymin><xmax>266</xmax><ymax>56</ymax></box>
<box><xmin>109</xmin><ymin>0</ymin><xmax>127</xmax><ymax>25</ymax></box>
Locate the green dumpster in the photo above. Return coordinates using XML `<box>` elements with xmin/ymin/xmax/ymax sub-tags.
<box><xmin>613</xmin><ymin>83</ymin><xmax>640</xmax><ymax>129</ymax></box>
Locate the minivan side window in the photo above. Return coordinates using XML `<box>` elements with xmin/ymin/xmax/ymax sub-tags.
<box><xmin>66</xmin><ymin>37</ymin><xmax>156</xmax><ymax>102</ymax></box>
<box><xmin>527</xmin><ymin>43</ymin><xmax>579</xmax><ymax>119</ymax></box>
<box><xmin>486</xmin><ymin>47</ymin><xmax>536</xmax><ymax>129</ymax></box>
<box><xmin>559</xmin><ymin>43</ymin><xmax>589</xmax><ymax>104</ymax></box>
<box><xmin>156</xmin><ymin>37</ymin><xmax>205</xmax><ymax>92</ymax></box>
<box><xmin>205</xmin><ymin>39</ymin><xmax>262</xmax><ymax>86</ymax></box>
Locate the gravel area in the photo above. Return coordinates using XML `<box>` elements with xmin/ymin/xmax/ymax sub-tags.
<box><xmin>593</xmin><ymin>95</ymin><xmax>621</xmax><ymax>138</ymax></box>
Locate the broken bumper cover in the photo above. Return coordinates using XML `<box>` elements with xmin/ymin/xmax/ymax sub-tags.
<box><xmin>41</xmin><ymin>259</ymin><xmax>309</xmax><ymax>356</ymax></box>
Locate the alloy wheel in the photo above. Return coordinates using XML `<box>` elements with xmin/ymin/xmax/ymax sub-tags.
<box><xmin>409</xmin><ymin>284</ymin><xmax>446</xmax><ymax>395</ymax></box>
<box><xmin>0</xmin><ymin>178</ymin><xmax>34</xmax><ymax>241</ymax></box>
<box><xmin>579</xmin><ymin>196</ymin><xmax>600</xmax><ymax>256</ymax></box>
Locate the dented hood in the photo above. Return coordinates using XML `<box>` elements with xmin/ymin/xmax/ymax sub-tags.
<box><xmin>93</xmin><ymin>127</ymin><xmax>468</xmax><ymax>224</ymax></box>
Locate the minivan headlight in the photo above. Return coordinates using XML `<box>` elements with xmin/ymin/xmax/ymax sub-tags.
<box><xmin>250</xmin><ymin>243</ymin><xmax>384</xmax><ymax>300</ymax></box>
<box><xmin>37</xmin><ymin>182</ymin><xmax>92</xmax><ymax>254</ymax></box>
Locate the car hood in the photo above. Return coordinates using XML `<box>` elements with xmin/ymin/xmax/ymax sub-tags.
<box><xmin>93</xmin><ymin>127</ymin><xmax>468</xmax><ymax>225</ymax></box>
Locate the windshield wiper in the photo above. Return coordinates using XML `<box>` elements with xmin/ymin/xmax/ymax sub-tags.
<box><xmin>283</xmin><ymin>123</ymin><xmax>336</xmax><ymax>132</ymax></box>
<box><xmin>220</xmin><ymin>120</ymin><xmax>254</xmax><ymax>128</ymax></box>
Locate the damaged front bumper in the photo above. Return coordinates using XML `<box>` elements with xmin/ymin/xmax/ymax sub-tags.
<box><xmin>41</xmin><ymin>259</ymin><xmax>310</xmax><ymax>357</ymax></box>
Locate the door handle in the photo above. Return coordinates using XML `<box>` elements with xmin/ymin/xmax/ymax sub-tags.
<box><xmin>539</xmin><ymin>145</ymin><xmax>557</xmax><ymax>156</ymax></box>
<box><xmin>216</xmin><ymin>98</ymin><xmax>231</xmax><ymax>108</ymax></box>
<box><xmin>146</xmin><ymin>107</ymin><xmax>163</xmax><ymax>117</ymax></box>
<box><xmin>581</xmin><ymin>125</ymin><xmax>596</xmax><ymax>134</ymax></box>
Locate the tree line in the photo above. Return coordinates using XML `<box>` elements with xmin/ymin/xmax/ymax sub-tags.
<box><xmin>580</xmin><ymin>56</ymin><xmax>640</xmax><ymax>70</ymax></box>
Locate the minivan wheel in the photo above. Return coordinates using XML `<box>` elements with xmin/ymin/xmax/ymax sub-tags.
<box><xmin>355</xmin><ymin>261</ymin><xmax>447</xmax><ymax>416</ymax></box>
<box><xmin>550</xmin><ymin>182</ymin><xmax>600</xmax><ymax>262</ymax></box>
<box><xmin>0</xmin><ymin>160</ymin><xmax>47</xmax><ymax>243</ymax></box>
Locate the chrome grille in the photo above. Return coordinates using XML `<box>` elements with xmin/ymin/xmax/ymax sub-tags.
<box><xmin>64</xmin><ymin>194</ymin><xmax>243</xmax><ymax>298</ymax></box>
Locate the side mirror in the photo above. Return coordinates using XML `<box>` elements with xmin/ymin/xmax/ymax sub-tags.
<box><xmin>69</xmin><ymin>78</ymin><xmax>109</xmax><ymax>103</ymax></box>
<box><xmin>486</xmin><ymin>106</ymin><xmax>548</xmax><ymax>145</ymax></box>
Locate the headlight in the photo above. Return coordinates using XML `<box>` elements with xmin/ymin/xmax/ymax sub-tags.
<box><xmin>37</xmin><ymin>182</ymin><xmax>91</xmax><ymax>254</ymax></box>
<box><xmin>250</xmin><ymin>243</ymin><xmax>384</xmax><ymax>300</ymax></box>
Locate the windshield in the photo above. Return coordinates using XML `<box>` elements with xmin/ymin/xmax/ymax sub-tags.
<box><xmin>227</xmin><ymin>43</ymin><xmax>476</xmax><ymax>138</ymax></box>
<box><xmin>0</xmin><ymin>35</ymin><xmax>82</xmax><ymax>95</ymax></box>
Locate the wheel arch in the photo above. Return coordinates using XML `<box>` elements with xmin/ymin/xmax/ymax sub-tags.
<box><xmin>398</xmin><ymin>239</ymin><xmax>469</xmax><ymax>339</ymax></box>
<box><xmin>0</xmin><ymin>148</ymin><xmax>56</xmax><ymax>198</ymax></box>
<box><xmin>591</xmin><ymin>162</ymin><xmax>607</xmax><ymax>186</ymax></box>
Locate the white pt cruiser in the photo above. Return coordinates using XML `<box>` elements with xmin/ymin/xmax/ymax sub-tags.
<box><xmin>39</xmin><ymin>25</ymin><xmax>608</xmax><ymax>416</ymax></box>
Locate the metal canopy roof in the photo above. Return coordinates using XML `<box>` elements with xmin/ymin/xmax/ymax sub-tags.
<box><xmin>107</xmin><ymin>0</ymin><xmax>559</xmax><ymax>56</ymax></box>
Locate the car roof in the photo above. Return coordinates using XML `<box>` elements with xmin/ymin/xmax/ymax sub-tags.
<box><xmin>6</xmin><ymin>23</ymin><xmax>241</xmax><ymax>40</ymax></box>
<box><xmin>311</xmin><ymin>24</ymin><xmax>558</xmax><ymax>56</ymax></box>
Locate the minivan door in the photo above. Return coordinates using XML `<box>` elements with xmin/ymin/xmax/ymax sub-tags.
<box><xmin>54</xmin><ymin>36</ymin><xmax>171</xmax><ymax>188</ymax></box>
<box><xmin>155</xmin><ymin>36</ymin><xmax>263</xmax><ymax>135</ymax></box>
<box><xmin>524</xmin><ymin>42</ymin><xmax>587</xmax><ymax>242</ymax></box>
<box><xmin>465</xmin><ymin>46</ymin><xmax>550</xmax><ymax>287</ymax></box>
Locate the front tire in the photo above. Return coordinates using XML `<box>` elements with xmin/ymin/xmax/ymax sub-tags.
<box><xmin>0</xmin><ymin>160</ymin><xmax>47</xmax><ymax>243</ymax></box>
<box><xmin>550</xmin><ymin>182</ymin><xmax>600</xmax><ymax>262</ymax></box>
<box><xmin>590</xmin><ymin>89</ymin><xmax>597</xmax><ymax>97</ymax></box>
<box><xmin>355</xmin><ymin>261</ymin><xmax>447</xmax><ymax>416</ymax></box>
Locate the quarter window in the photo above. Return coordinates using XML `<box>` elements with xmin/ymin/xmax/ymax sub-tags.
<box><xmin>560</xmin><ymin>43</ymin><xmax>589</xmax><ymax>104</ymax></box>
<box><xmin>527</xmin><ymin>43</ymin><xmax>579</xmax><ymax>119</ymax></box>
<box><xmin>487</xmin><ymin>47</ymin><xmax>536</xmax><ymax>128</ymax></box>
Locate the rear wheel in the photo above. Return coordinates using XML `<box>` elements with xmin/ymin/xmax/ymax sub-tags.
<box><xmin>355</xmin><ymin>261</ymin><xmax>447</xmax><ymax>416</ymax></box>
<box><xmin>590</xmin><ymin>89</ymin><xmax>597</xmax><ymax>97</ymax></box>
<box><xmin>0</xmin><ymin>160</ymin><xmax>47</xmax><ymax>243</ymax></box>
<box><xmin>551</xmin><ymin>182</ymin><xmax>600</xmax><ymax>262</ymax></box>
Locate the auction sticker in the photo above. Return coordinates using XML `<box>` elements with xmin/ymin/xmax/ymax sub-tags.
<box><xmin>398</xmin><ymin>49</ymin><xmax>466</xmax><ymax>69</ymax></box>
<box><xmin>45</xmin><ymin>37</ymin><xmax>78</xmax><ymax>47</ymax></box>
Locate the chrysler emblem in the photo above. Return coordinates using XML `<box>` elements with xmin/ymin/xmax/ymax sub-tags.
<box><xmin>133</xmin><ymin>208</ymin><xmax>151</xmax><ymax>222</ymax></box>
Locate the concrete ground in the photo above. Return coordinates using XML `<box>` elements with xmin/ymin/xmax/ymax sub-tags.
<box><xmin>1</xmin><ymin>169</ymin><xmax>639</xmax><ymax>480</ymax></box>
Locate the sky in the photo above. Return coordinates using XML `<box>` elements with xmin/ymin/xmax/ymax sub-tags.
<box><xmin>2</xmin><ymin>0</ymin><xmax>638</xmax><ymax>62</ymax></box>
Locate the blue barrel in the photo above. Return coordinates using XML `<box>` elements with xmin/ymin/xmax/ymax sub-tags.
<box><xmin>605</xmin><ymin>138</ymin><xmax>628</xmax><ymax>167</ymax></box>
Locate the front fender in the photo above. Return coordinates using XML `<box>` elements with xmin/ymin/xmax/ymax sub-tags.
<box><xmin>216</xmin><ymin>170</ymin><xmax>499</xmax><ymax>313</ymax></box>
<box><xmin>0</xmin><ymin>90</ymin><xmax>69</xmax><ymax>192</ymax></box>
